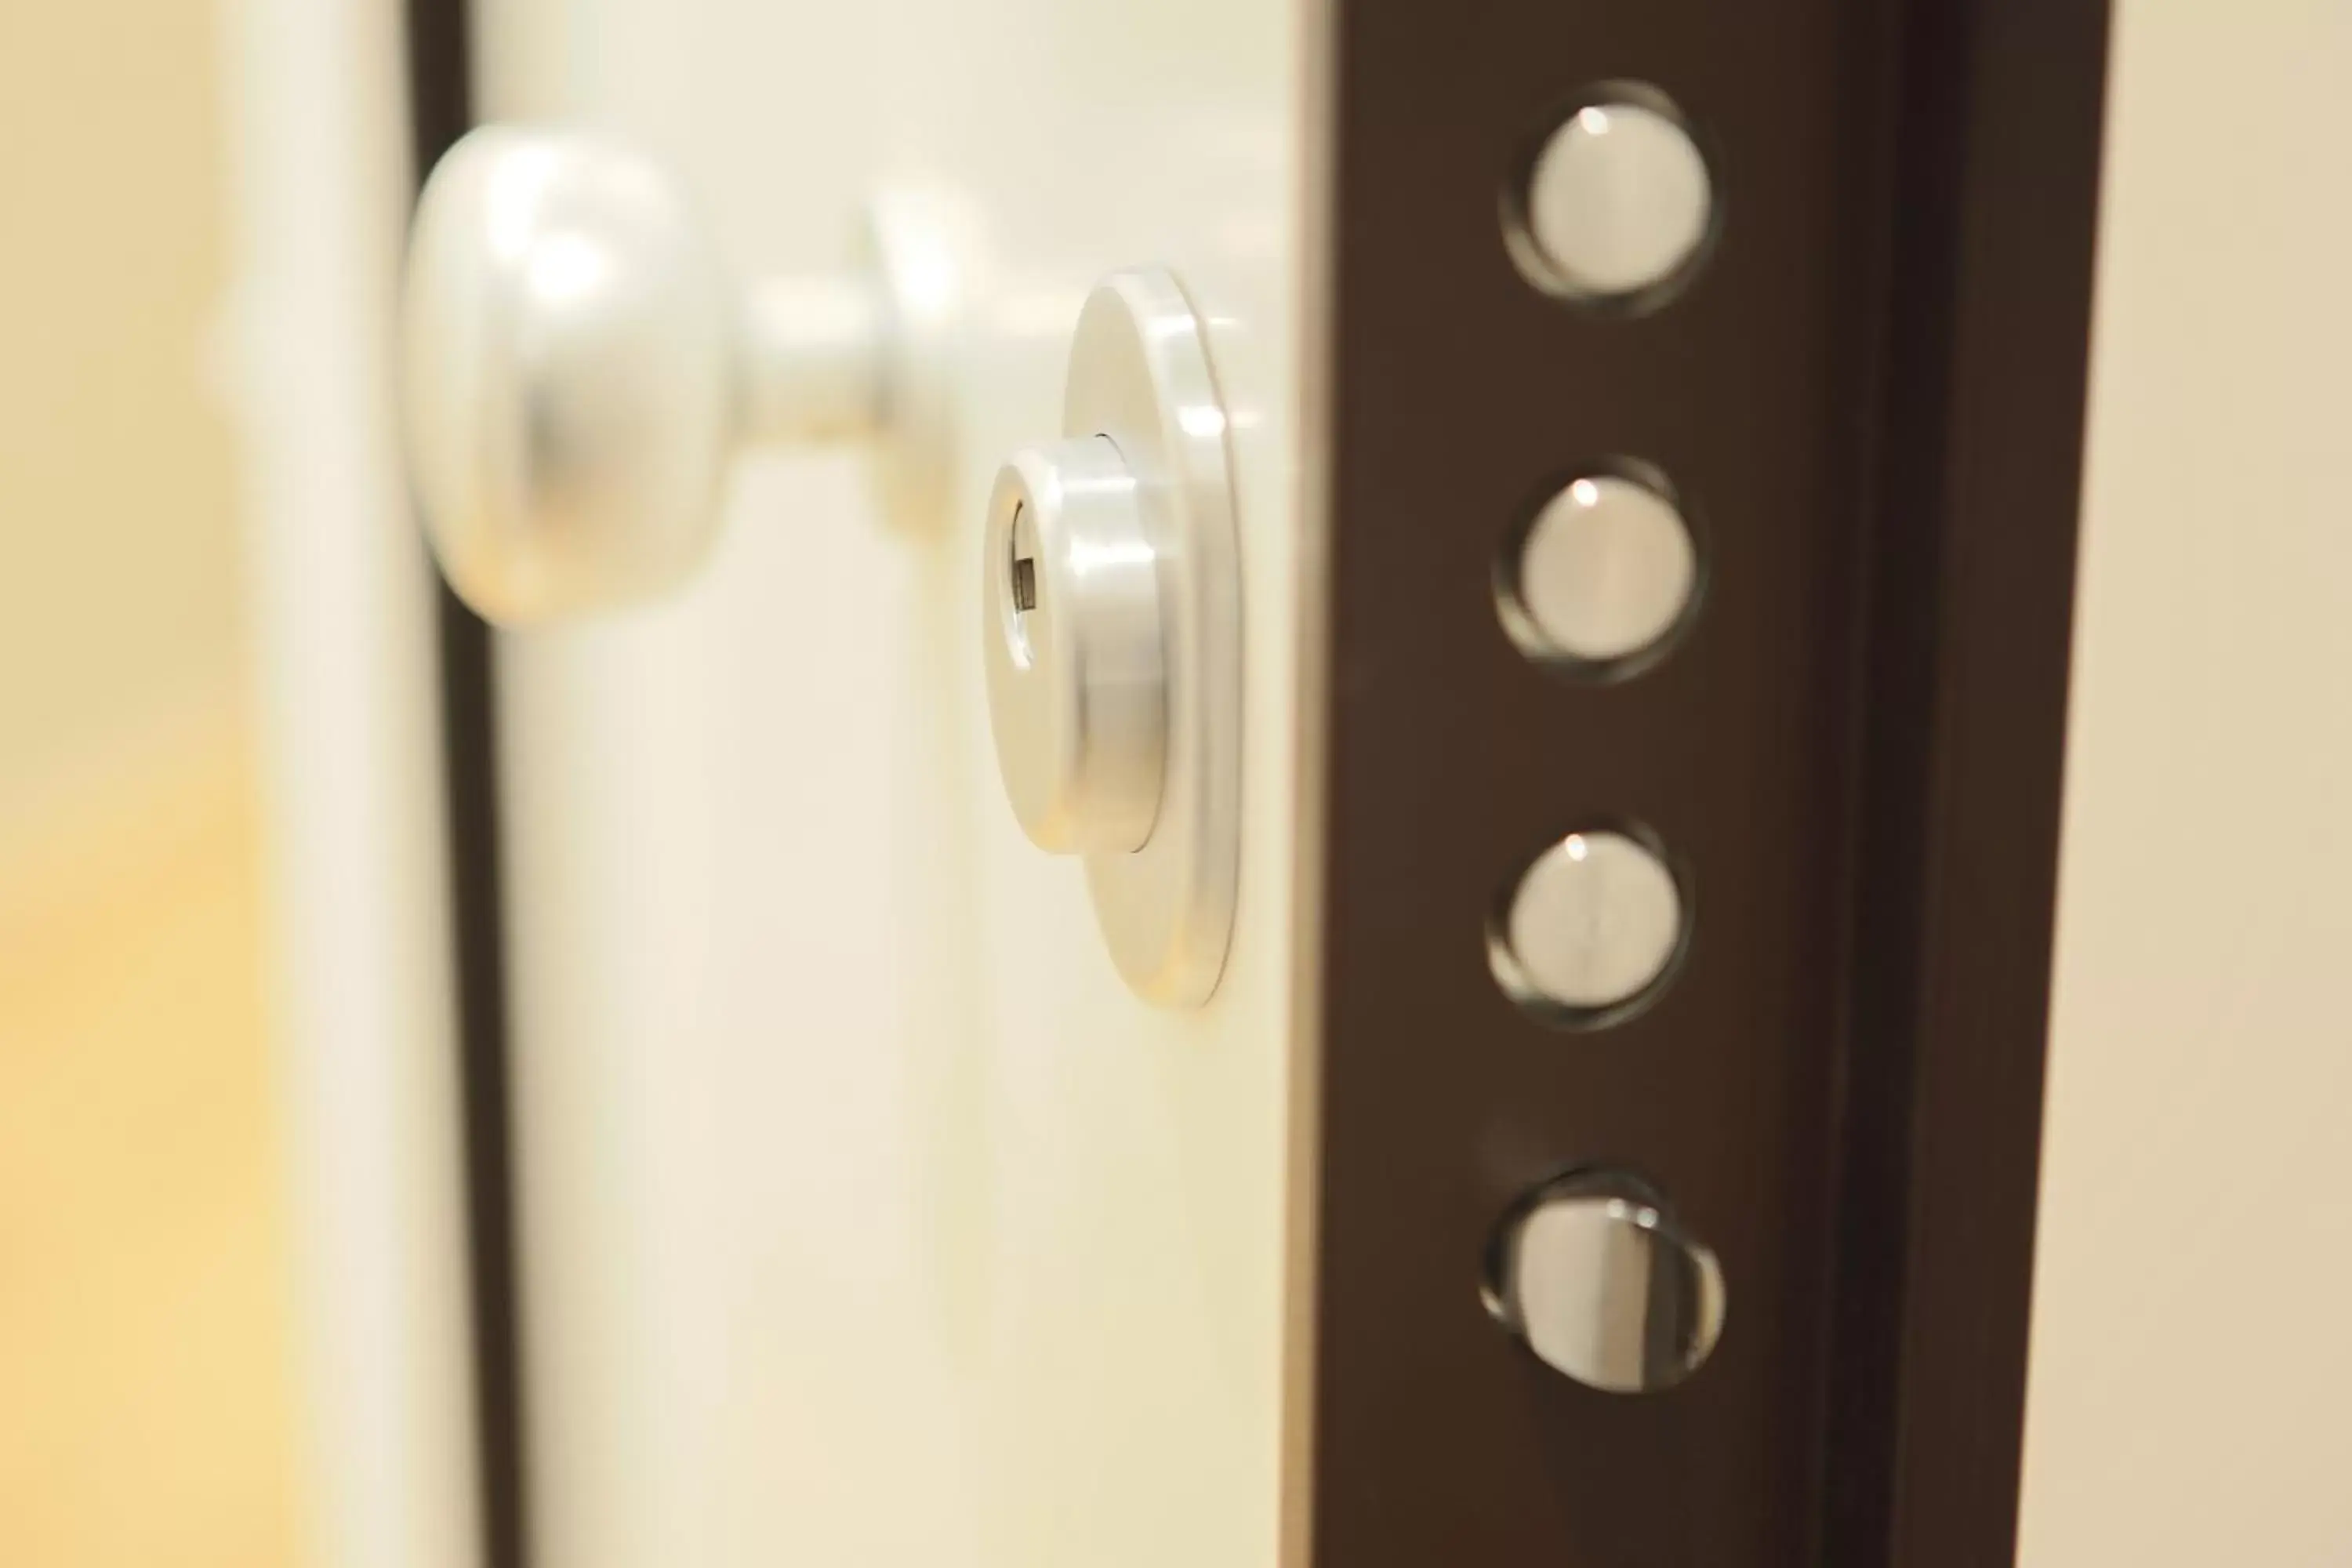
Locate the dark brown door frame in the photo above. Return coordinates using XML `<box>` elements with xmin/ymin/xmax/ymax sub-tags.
<box><xmin>1823</xmin><ymin>2</ymin><xmax>2109</xmax><ymax>1563</ymax></box>
<box><xmin>1298</xmin><ymin>2</ymin><xmax>2107</xmax><ymax>1566</ymax></box>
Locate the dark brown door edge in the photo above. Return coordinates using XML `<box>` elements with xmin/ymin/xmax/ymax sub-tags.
<box><xmin>401</xmin><ymin>6</ymin><xmax>533</xmax><ymax>1568</ymax></box>
<box><xmin>1296</xmin><ymin>2</ymin><xmax>2107</xmax><ymax>1566</ymax></box>
<box><xmin>1822</xmin><ymin>2</ymin><xmax>2108</xmax><ymax>1565</ymax></box>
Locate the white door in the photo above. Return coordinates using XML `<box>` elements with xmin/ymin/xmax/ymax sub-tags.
<box><xmin>464</xmin><ymin>4</ymin><xmax>1300</xmax><ymax>1566</ymax></box>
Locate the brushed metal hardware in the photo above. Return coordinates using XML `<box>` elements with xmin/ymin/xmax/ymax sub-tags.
<box><xmin>1506</xmin><ymin>91</ymin><xmax>1715</xmax><ymax>306</ymax></box>
<box><xmin>1485</xmin><ymin>1170</ymin><xmax>1726</xmax><ymax>1394</ymax></box>
<box><xmin>401</xmin><ymin>126</ymin><xmax>964</xmax><ymax>623</ymax></box>
<box><xmin>985</xmin><ymin>435</ymin><xmax>1166</xmax><ymax>856</ymax></box>
<box><xmin>982</xmin><ymin>269</ymin><xmax>1241</xmax><ymax>1007</ymax></box>
<box><xmin>1489</xmin><ymin>829</ymin><xmax>1686</xmax><ymax>1025</ymax></box>
<box><xmin>1499</xmin><ymin>470</ymin><xmax>1700</xmax><ymax>672</ymax></box>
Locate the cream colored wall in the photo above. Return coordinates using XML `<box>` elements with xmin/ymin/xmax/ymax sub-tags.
<box><xmin>0</xmin><ymin>0</ymin><xmax>245</xmax><ymax>800</ymax></box>
<box><xmin>0</xmin><ymin>2</ymin><xmax>299</xmax><ymax>1566</ymax></box>
<box><xmin>2020</xmin><ymin>5</ymin><xmax>2352</xmax><ymax>1563</ymax></box>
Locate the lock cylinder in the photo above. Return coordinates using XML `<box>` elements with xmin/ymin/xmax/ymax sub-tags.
<box><xmin>978</xmin><ymin>269</ymin><xmax>1242</xmax><ymax>1008</ymax></box>
<box><xmin>983</xmin><ymin>436</ymin><xmax>1167</xmax><ymax>855</ymax></box>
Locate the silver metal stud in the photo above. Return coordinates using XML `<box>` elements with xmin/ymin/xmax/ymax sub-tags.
<box><xmin>1486</xmin><ymin>1171</ymin><xmax>1726</xmax><ymax>1394</ymax></box>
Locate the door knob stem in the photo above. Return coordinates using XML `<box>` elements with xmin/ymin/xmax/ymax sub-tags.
<box><xmin>738</xmin><ymin>273</ymin><xmax>887</xmax><ymax>444</ymax></box>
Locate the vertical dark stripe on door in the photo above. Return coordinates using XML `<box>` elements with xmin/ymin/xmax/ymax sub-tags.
<box><xmin>401</xmin><ymin>5</ymin><xmax>534</xmax><ymax>1568</ymax></box>
<box><xmin>1300</xmin><ymin>2</ymin><xmax>2108</xmax><ymax>1565</ymax></box>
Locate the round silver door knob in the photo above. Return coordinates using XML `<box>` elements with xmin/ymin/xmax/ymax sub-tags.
<box><xmin>1485</xmin><ymin>1170</ymin><xmax>1726</xmax><ymax>1394</ymax></box>
<box><xmin>401</xmin><ymin>125</ymin><xmax>960</xmax><ymax>624</ymax></box>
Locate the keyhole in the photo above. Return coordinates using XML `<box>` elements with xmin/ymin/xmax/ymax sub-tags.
<box><xmin>1011</xmin><ymin>503</ymin><xmax>1040</xmax><ymax>611</ymax></box>
<box><xmin>1006</xmin><ymin>502</ymin><xmax>1041</xmax><ymax>667</ymax></box>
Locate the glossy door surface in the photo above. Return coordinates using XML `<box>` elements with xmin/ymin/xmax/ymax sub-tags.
<box><xmin>470</xmin><ymin>2</ymin><xmax>1298</xmax><ymax>1564</ymax></box>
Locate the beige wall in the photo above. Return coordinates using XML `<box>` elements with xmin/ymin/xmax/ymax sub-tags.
<box><xmin>0</xmin><ymin>0</ymin><xmax>246</xmax><ymax>799</ymax></box>
<box><xmin>2020</xmin><ymin>4</ymin><xmax>2352</xmax><ymax>1564</ymax></box>
<box><xmin>0</xmin><ymin>2</ymin><xmax>296</xmax><ymax>1564</ymax></box>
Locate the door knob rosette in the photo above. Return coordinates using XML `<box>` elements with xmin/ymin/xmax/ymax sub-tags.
<box><xmin>982</xmin><ymin>270</ymin><xmax>1242</xmax><ymax>1008</ymax></box>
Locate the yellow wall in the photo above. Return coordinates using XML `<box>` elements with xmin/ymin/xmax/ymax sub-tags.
<box><xmin>0</xmin><ymin>1</ymin><xmax>296</xmax><ymax>1563</ymax></box>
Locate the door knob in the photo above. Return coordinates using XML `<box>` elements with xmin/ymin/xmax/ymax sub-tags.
<box><xmin>401</xmin><ymin>125</ymin><xmax>961</xmax><ymax>624</ymax></box>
